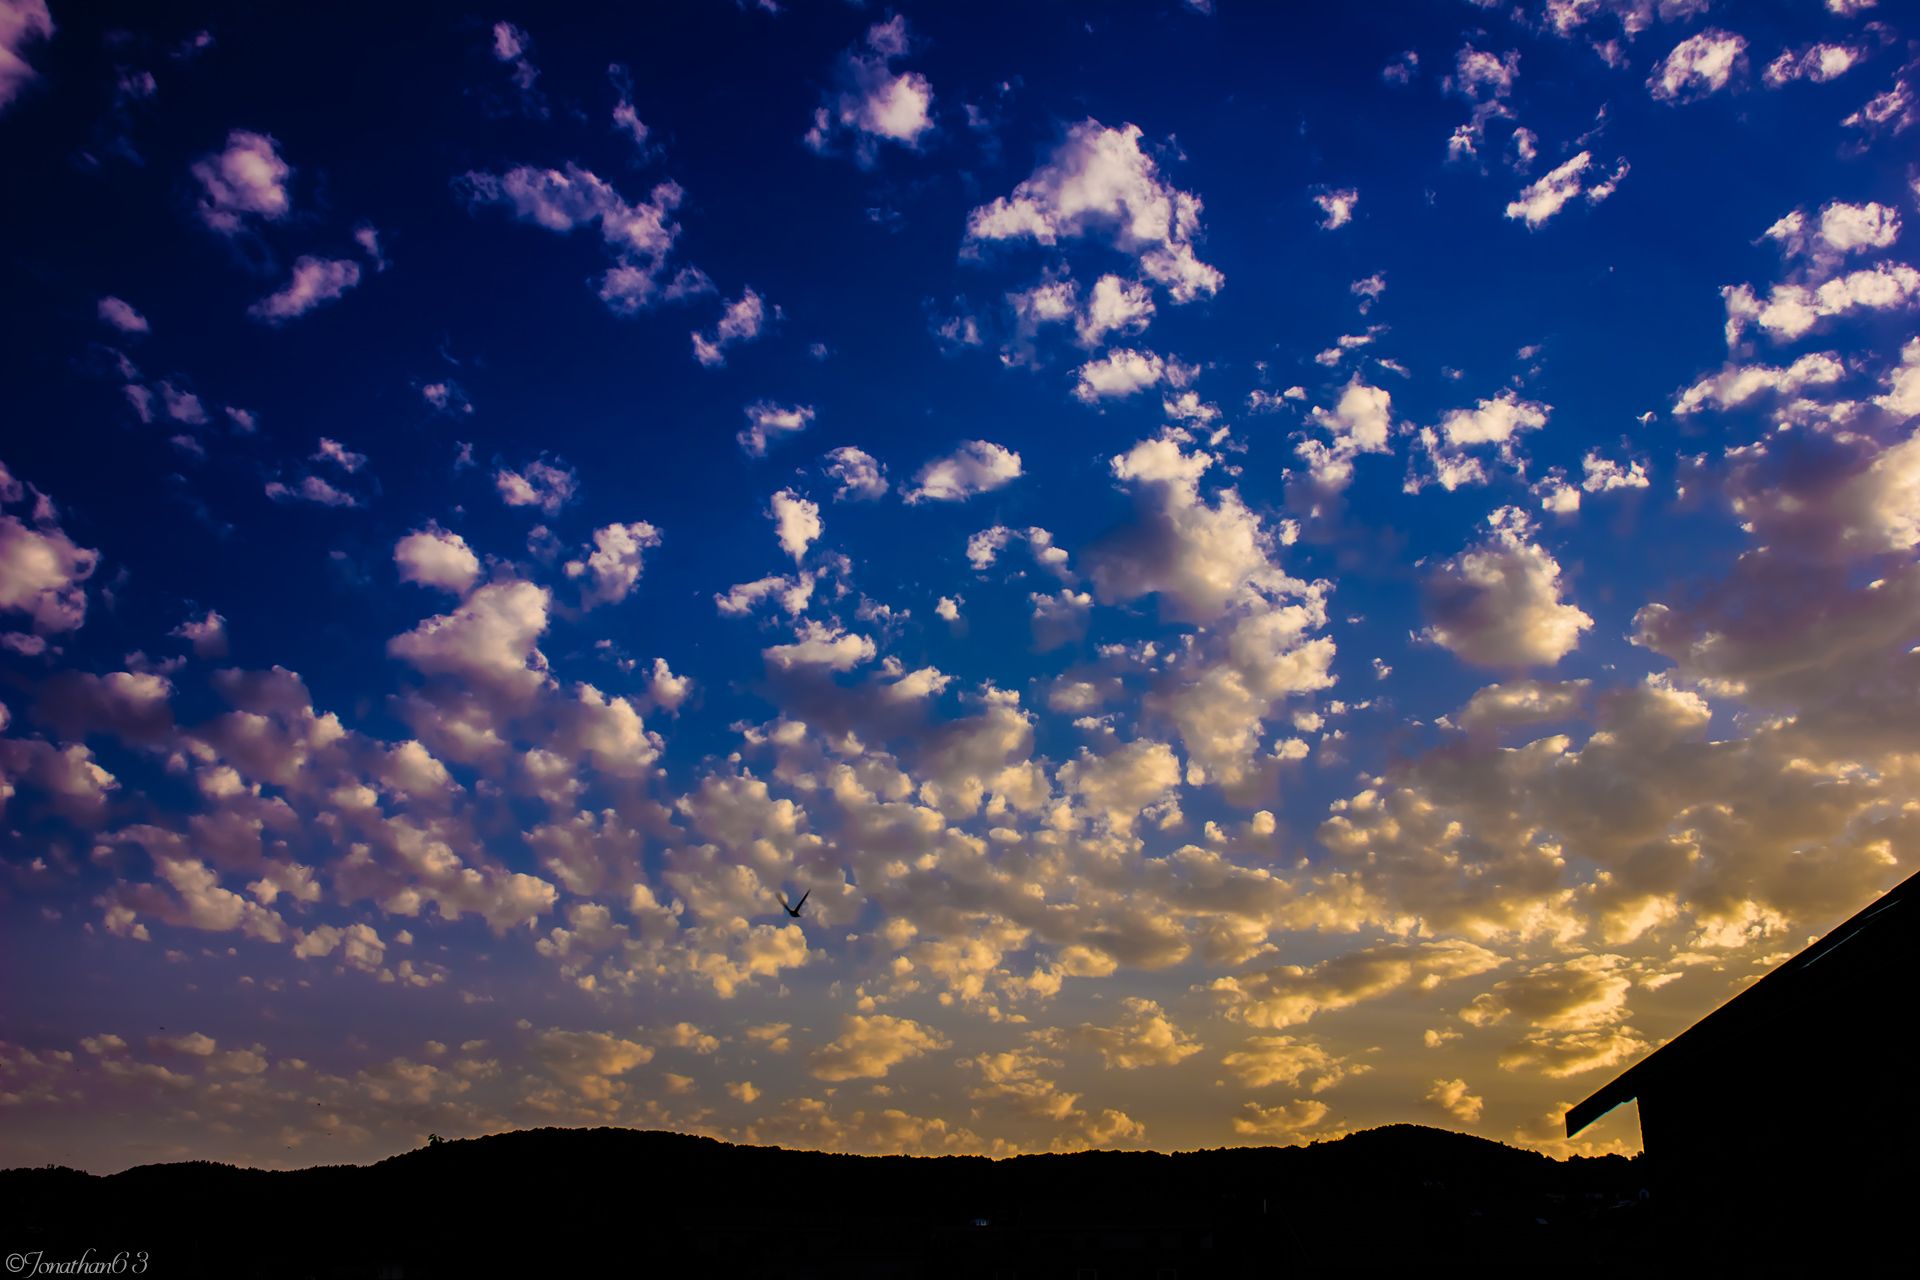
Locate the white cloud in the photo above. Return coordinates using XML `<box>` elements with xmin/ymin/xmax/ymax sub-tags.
<box><xmin>171</xmin><ymin>610</ymin><xmax>228</xmax><ymax>658</ymax></box>
<box><xmin>1763</xmin><ymin>43</ymin><xmax>1862</xmax><ymax>89</ymax></box>
<box><xmin>1648</xmin><ymin>30</ymin><xmax>1748</xmax><ymax>103</ymax></box>
<box><xmin>1300</xmin><ymin>377</ymin><xmax>1393</xmax><ymax>490</ymax></box>
<box><xmin>248</xmin><ymin>257</ymin><xmax>362</xmax><ymax>325</ymax></box>
<box><xmin>1057</xmin><ymin>998</ymin><xmax>1203</xmax><ymax>1070</ymax></box>
<box><xmin>395</xmin><ymin>526</ymin><xmax>481</xmax><ymax>595</ymax></box>
<box><xmin>1504</xmin><ymin>152</ymin><xmax>1627</xmax><ymax>227</ymax></box>
<box><xmin>264</xmin><ymin>475</ymin><xmax>358</xmax><ymax>508</ymax></box>
<box><xmin>1426</xmin><ymin>1077</ymin><xmax>1485</xmax><ymax>1123</ymax></box>
<box><xmin>1077</xmin><ymin>274</ymin><xmax>1156</xmax><ymax>348</ymax></box>
<box><xmin>1673</xmin><ymin>352</ymin><xmax>1845</xmax><ymax>414</ymax></box>
<box><xmin>804</xmin><ymin>17</ymin><xmax>935</xmax><ymax>164</ymax></box>
<box><xmin>1724</xmin><ymin>263</ymin><xmax>1920</xmax><ymax>344</ymax></box>
<box><xmin>905</xmin><ymin>441</ymin><xmax>1022</xmax><ymax>503</ymax></box>
<box><xmin>388</xmin><ymin>579</ymin><xmax>551</xmax><ymax>696</ymax></box>
<box><xmin>823</xmin><ymin>446</ymin><xmax>888</xmax><ymax>500</ymax></box>
<box><xmin>565</xmin><ymin>522</ymin><xmax>661</xmax><ymax>606</ymax></box>
<box><xmin>811</xmin><ymin>1014</ymin><xmax>947</xmax><ymax>1081</ymax></box>
<box><xmin>1765</xmin><ymin>201</ymin><xmax>1903</xmax><ymax>266</ymax></box>
<box><xmin>97</xmin><ymin>297</ymin><xmax>148</xmax><ymax>334</ymax></box>
<box><xmin>692</xmin><ymin>288</ymin><xmax>770</xmax><ymax>368</ymax></box>
<box><xmin>1231</xmin><ymin>1099</ymin><xmax>1330</xmax><ymax>1140</ymax></box>
<box><xmin>0</xmin><ymin>0</ymin><xmax>53</xmax><ymax>112</ymax></box>
<box><xmin>965</xmin><ymin>120</ymin><xmax>1223</xmax><ymax>302</ymax></box>
<box><xmin>738</xmin><ymin>402</ymin><xmax>815</xmax><ymax>458</ymax></box>
<box><xmin>1424</xmin><ymin>507</ymin><xmax>1593</xmax><ymax>668</ymax></box>
<box><xmin>1581</xmin><ymin>451</ymin><xmax>1649</xmax><ymax>493</ymax></box>
<box><xmin>0</xmin><ymin>509</ymin><xmax>98</xmax><ymax>635</ymax></box>
<box><xmin>1212</xmin><ymin>940</ymin><xmax>1502</xmax><ymax>1029</ymax></box>
<box><xmin>192</xmin><ymin>130</ymin><xmax>292</xmax><ymax>234</ymax></box>
<box><xmin>1086</xmin><ymin>432</ymin><xmax>1296</xmax><ymax>625</ymax></box>
<box><xmin>1437</xmin><ymin>390</ymin><xmax>1549</xmax><ymax>449</ymax></box>
<box><xmin>769</xmin><ymin>489</ymin><xmax>821</xmax><ymax>562</ymax></box>
<box><xmin>764</xmin><ymin>621</ymin><xmax>874</xmax><ymax>672</ymax></box>
<box><xmin>313</xmin><ymin>438</ymin><xmax>366</xmax><ymax>473</ymax></box>
<box><xmin>1842</xmin><ymin>78</ymin><xmax>1915</xmax><ymax>142</ymax></box>
<box><xmin>1073</xmin><ymin>348</ymin><xmax>1188</xmax><ymax>403</ymax></box>
<box><xmin>1312</xmin><ymin>187</ymin><xmax>1358</xmax><ymax>230</ymax></box>
<box><xmin>461</xmin><ymin>164</ymin><xmax>688</xmax><ymax>315</ymax></box>
<box><xmin>495</xmin><ymin>458</ymin><xmax>579</xmax><ymax>515</ymax></box>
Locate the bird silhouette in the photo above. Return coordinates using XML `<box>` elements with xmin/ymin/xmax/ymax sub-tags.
<box><xmin>779</xmin><ymin>889</ymin><xmax>810</xmax><ymax>918</ymax></box>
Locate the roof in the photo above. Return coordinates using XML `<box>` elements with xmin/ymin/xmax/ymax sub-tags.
<box><xmin>1565</xmin><ymin>866</ymin><xmax>1920</xmax><ymax>1137</ymax></box>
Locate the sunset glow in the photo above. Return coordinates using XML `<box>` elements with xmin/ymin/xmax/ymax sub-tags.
<box><xmin>2</xmin><ymin>0</ymin><xmax>1915</xmax><ymax>1172</ymax></box>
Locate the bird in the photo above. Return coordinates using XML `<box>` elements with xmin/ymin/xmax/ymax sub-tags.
<box><xmin>779</xmin><ymin>889</ymin><xmax>810</xmax><ymax>918</ymax></box>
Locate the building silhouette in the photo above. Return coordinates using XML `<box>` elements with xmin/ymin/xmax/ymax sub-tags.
<box><xmin>1567</xmin><ymin>868</ymin><xmax>1917</xmax><ymax>1241</ymax></box>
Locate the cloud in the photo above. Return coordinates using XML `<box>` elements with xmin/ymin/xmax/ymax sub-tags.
<box><xmin>395</xmin><ymin>526</ymin><xmax>481</xmax><ymax>595</ymax></box>
<box><xmin>1423</xmin><ymin>507</ymin><xmax>1593</xmax><ymax>668</ymax></box>
<box><xmin>692</xmin><ymin>288</ymin><xmax>771</xmax><ymax>367</ymax></box>
<box><xmin>1057</xmin><ymin>738</ymin><xmax>1182</xmax><ymax>835</ymax></box>
<box><xmin>1673</xmin><ymin>352</ymin><xmax>1845</xmax><ymax>414</ymax></box>
<box><xmin>97</xmin><ymin>297</ymin><xmax>148</xmax><ymax>334</ymax></box>
<box><xmin>1723</xmin><ymin>263</ymin><xmax>1920</xmax><ymax>344</ymax></box>
<box><xmin>809</xmin><ymin>1014</ymin><xmax>947</xmax><ymax>1081</ymax></box>
<box><xmin>1764</xmin><ymin>43</ymin><xmax>1862</xmax><ymax>89</ymax></box>
<box><xmin>1456</xmin><ymin>679</ymin><xmax>1589</xmax><ymax>732</ymax></box>
<box><xmin>460</xmin><ymin>163</ymin><xmax>689</xmax><ymax>316</ymax></box>
<box><xmin>738</xmin><ymin>402</ymin><xmax>815</xmax><ymax>458</ymax></box>
<box><xmin>171</xmin><ymin>610</ymin><xmax>228</xmax><ymax>658</ymax></box>
<box><xmin>1086</xmin><ymin>431</ymin><xmax>1300</xmax><ymax>628</ymax></box>
<box><xmin>1073</xmin><ymin>348</ymin><xmax>1193</xmax><ymax>403</ymax></box>
<box><xmin>528</xmin><ymin>1029</ymin><xmax>652</xmax><ymax>1102</ymax></box>
<box><xmin>248</xmin><ymin>257</ymin><xmax>362</xmax><ymax>325</ymax></box>
<box><xmin>264</xmin><ymin>475</ymin><xmax>359</xmax><ymax>508</ymax></box>
<box><xmin>495</xmin><ymin>458</ymin><xmax>579</xmax><ymax>515</ymax></box>
<box><xmin>490</xmin><ymin>21</ymin><xmax>544</xmax><ymax>114</ymax></box>
<box><xmin>1443</xmin><ymin>45</ymin><xmax>1520</xmax><ymax>160</ymax></box>
<box><xmin>1211</xmin><ymin>940</ymin><xmax>1503</xmax><ymax>1029</ymax></box>
<box><xmin>0</xmin><ymin>508</ymin><xmax>98</xmax><ymax>635</ymax></box>
<box><xmin>1504</xmin><ymin>152</ymin><xmax>1627</xmax><ymax>227</ymax></box>
<box><xmin>1648</xmin><ymin>30</ymin><xmax>1748</xmax><ymax>103</ymax></box>
<box><xmin>192</xmin><ymin>130</ymin><xmax>292</xmax><ymax>234</ymax></box>
<box><xmin>388</xmin><ymin>579</ymin><xmax>552</xmax><ymax>697</ymax></box>
<box><xmin>1842</xmin><ymin>78</ymin><xmax>1915</xmax><ymax>142</ymax></box>
<box><xmin>1300</xmin><ymin>377</ymin><xmax>1393</xmax><ymax>490</ymax></box>
<box><xmin>905</xmin><ymin>441</ymin><xmax>1022</xmax><ymax>503</ymax></box>
<box><xmin>965</xmin><ymin>120</ymin><xmax>1223</xmax><ymax>302</ymax></box>
<box><xmin>565</xmin><ymin>522</ymin><xmax>661</xmax><ymax>606</ymax></box>
<box><xmin>1051</xmin><ymin>998</ymin><xmax>1202</xmax><ymax>1069</ymax></box>
<box><xmin>768</xmin><ymin>490</ymin><xmax>821</xmax><ymax>562</ymax></box>
<box><xmin>763</xmin><ymin>621</ymin><xmax>875</xmax><ymax>672</ymax></box>
<box><xmin>805</xmin><ymin>17</ymin><xmax>934</xmax><ymax>164</ymax></box>
<box><xmin>1312</xmin><ymin>187</ymin><xmax>1358</xmax><ymax>230</ymax></box>
<box><xmin>1221</xmin><ymin>1035</ymin><xmax>1360</xmax><ymax>1092</ymax></box>
<box><xmin>1078</xmin><ymin>274</ymin><xmax>1157</xmax><ymax>348</ymax></box>
<box><xmin>822</xmin><ymin>446</ymin><xmax>887</xmax><ymax>500</ymax></box>
<box><xmin>1230</xmin><ymin>1098</ymin><xmax>1329</xmax><ymax>1139</ymax></box>
<box><xmin>1426</xmin><ymin>1078</ymin><xmax>1484</xmax><ymax>1123</ymax></box>
<box><xmin>0</xmin><ymin>0</ymin><xmax>52</xmax><ymax>112</ymax></box>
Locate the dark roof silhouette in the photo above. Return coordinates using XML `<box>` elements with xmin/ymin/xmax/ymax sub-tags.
<box><xmin>1567</xmin><ymin>866</ymin><xmax>1918</xmax><ymax>1138</ymax></box>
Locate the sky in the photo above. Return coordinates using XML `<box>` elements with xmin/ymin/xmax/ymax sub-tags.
<box><xmin>1</xmin><ymin>0</ymin><xmax>1917</xmax><ymax>1173</ymax></box>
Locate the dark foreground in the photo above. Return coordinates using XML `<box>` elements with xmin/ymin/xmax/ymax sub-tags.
<box><xmin>0</xmin><ymin>1124</ymin><xmax>1854</xmax><ymax>1277</ymax></box>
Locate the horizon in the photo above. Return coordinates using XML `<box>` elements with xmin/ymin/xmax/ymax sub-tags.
<box><xmin>3</xmin><ymin>0</ymin><xmax>1917</xmax><ymax>1176</ymax></box>
<box><xmin>12</xmin><ymin>1117</ymin><xmax>1607</xmax><ymax>1178</ymax></box>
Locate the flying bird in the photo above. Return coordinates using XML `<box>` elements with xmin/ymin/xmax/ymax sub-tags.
<box><xmin>779</xmin><ymin>889</ymin><xmax>810</xmax><ymax>918</ymax></box>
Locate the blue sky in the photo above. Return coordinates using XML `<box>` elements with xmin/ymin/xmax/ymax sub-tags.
<box><xmin>2</xmin><ymin>0</ymin><xmax>1918</xmax><ymax>1169</ymax></box>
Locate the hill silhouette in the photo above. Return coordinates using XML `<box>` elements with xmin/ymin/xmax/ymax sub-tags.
<box><xmin>1</xmin><ymin>1124</ymin><xmax>1722</xmax><ymax>1275</ymax></box>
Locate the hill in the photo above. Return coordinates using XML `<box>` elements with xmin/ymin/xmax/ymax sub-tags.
<box><xmin>4</xmin><ymin>1124</ymin><xmax>1671</xmax><ymax>1276</ymax></box>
